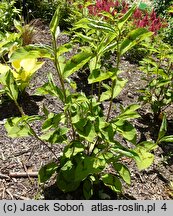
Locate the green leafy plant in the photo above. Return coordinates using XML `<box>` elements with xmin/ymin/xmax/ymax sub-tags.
<box><xmin>14</xmin><ymin>20</ymin><xmax>36</xmax><ymax>46</ymax></box>
<box><xmin>0</xmin><ymin>19</ymin><xmax>37</xmax><ymax>63</ymax></box>
<box><xmin>0</xmin><ymin>0</ymin><xmax>21</xmax><ymax>32</ymax></box>
<box><xmin>156</xmin><ymin>114</ymin><xmax>173</xmax><ymax>145</ymax></box>
<box><xmin>0</xmin><ymin>19</ymin><xmax>42</xmax><ymax>100</ymax></box>
<box><xmin>3</xmin><ymin>5</ymin><xmax>157</xmax><ymax>199</ymax></box>
<box><xmin>153</xmin><ymin>0</ymin><xmax>172</xmax><ymax>17</ymax></box>
<box><xmin>153</xmin><ymin>0</ymin><xmax>173</xmax><ymax>45</ymax></box>
<box><xmin>138</xmin><ymin>36</ymin><xmax>173</xmax><ymax>121</ymax></box>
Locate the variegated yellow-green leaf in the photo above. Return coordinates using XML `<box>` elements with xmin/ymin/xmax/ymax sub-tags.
<box><xmin>0</xmin><ymin>64</ymin><xmax>11</xmax><ymax>74</ymax></box>
<box><xmin>11</xmin><ymin>58</ymin><xmax>44</xmax><ymax>82</ymax></box>
<box><xmin>62</xmin><ymin>51</ymin><xmax>92</xmax><ymax>79</ymax></box>
<box><xmin>120</xmin><ymin>28</ymin><xmax>153</xmax><ymax>55</ymax></box>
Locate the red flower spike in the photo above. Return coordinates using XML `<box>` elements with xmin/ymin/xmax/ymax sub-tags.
<box><xmin>150</xmin><ymin>9</ymin><xmax>156</xmax><ymax>20</ymax></box>
<box><xmin>115</xmin><ymin>0</ymin><xmax>119</xmax><ymax>8</ymax></box>
<box><xmin>133</xmin><ymin>8</ymin><xmax>142</xmax><ymax>19</ymax></box>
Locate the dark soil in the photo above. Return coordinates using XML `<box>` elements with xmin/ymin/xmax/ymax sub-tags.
<box><xmin>0</xmin><ymin>20</ymin><xmax>173</xmax><ymax>200</ymax></box>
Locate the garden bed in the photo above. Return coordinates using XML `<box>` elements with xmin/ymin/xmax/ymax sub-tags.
<box><xmin>0</xmin><ymin>19</ymin><xmax>173</xmax><ymax>200</ymax></box>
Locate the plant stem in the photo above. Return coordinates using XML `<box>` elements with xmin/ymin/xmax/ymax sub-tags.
<box><xmin>98</xmin><ymin>81</ymin><xmax>101</xmax><ymax>102</ymax></box>
<box><xmin>52</xmin><ymin>36</ymin><xmax>66</xmax><ymax>102</ymax></box>
<box><xmin>14</xmin><ymin>100</ymin><xmax>59</xmax><ymax>160</ymax></box>
<box><xmin>106</xmin><ymin>29</ymin><xmax>121</xmax><ymax>122</ymax></box>
<box><xmin>106</xmin><ymin>54</ymin><xmax>120</xmax><ymax>122</ymax></box>
<box><xmin>52</xmin><ymin>35</ymin><xmax>76</xmax><ymax>140</ymax></box>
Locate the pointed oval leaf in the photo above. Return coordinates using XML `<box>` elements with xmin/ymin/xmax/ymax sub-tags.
<box><xmin>56</xmin><ymin>161</ymin><xmax>80</xmax><ymax>192</ymax></box>
<box><xmin>10</xmin><ymin>45</ymin><xmax>53</xmax><ymax>61</ymax></box>
<box><xmin>157</xmin><ymin>114</ymin><xmax>167</xmax><ymax>141</ymax></box>
<box><xmin>83</xmin><ymin>179</ymin><xmax>93</xmax><ymax>200</ymax></box>
<box><xmin>118</xmin><ymin>5</ymin><xmax>136</xmax><ymax>30</ymax></box>
<box><xmin>134</xmin><ymin>148</ymin><xmax>154</xmax><ymax>170</ymax></box>
<box><xmin>113</xmin><ymin>163</ymin><xmax>131</xmax><ymax>184</ymax></box>
<box><xmin>115</xmin><ymin>121</ymin><xmax>137</xmax><ymax>144</ymax></box>
<box><xmin>137</xmin><ymin>141</ymin><xmax>157</xmax><ymax>151</ymax></box>
<box><xmin>120</xmin><ymin>28</ymin><xmax>153</xmax><ymax>55</ymax></box>
<box><xmin>100</xmin><ymin>90</ymin><xmax>112</xmax><ymax>102</ymax></box>
<box><xmin>62</xmin><ymin>51</ymin><xmax>92</xmax><ymax>79</ymax></box>
<box><xmin>102</xmin><ymin>173</ymin><xmax>122</xmax><ymax>192</ymax></box>
<box><xmin>5</xmin><ymin>71</ymin><xmax>19</xmax><ymax>101</ymax></box>
<box><xmin>38</xmin><ymin>162</ymin><xmax>58</xmax><ymax>183</ymax></box>
<box><xmin>159</xmin><ymin>135</ymin><xmax>173</xmax><ymax>143</ymax></box>
<box><xmin>113</xmin><ymin>78</ymin><xmax>127</xmax><ymax>98</ymax></box>
<box><xmin>50</xmin><ymin>6</ymin><xmax>60</xmax><ymax>39</ymax></box>
<box><xmin>88</xmin><ymin>19</ymin><xmax>115</xmax><ymax>33</ymax></box>
<box><xmin>88</xmin><ymin>69</ymin><xmax>113</xmax><ymax>84</ymax></box>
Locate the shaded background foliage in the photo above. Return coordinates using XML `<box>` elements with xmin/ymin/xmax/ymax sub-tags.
<box><xmin>14</xmin><ymin>0</ymin><xmax>71</xmax><ymax>29</ymax></box>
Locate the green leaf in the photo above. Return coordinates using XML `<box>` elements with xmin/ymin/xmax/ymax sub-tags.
<box><xmin>101</xmin><ymin>124</ymin><xmax>115</xmax><ymax>142</ymax></box>
<box><xmin>14</xmin><ymin>19</ymin><xmax>23</xmax><ymax>32</ymax></box>
<box><xmin>56</xmin><ymin>43</ymin><xmax>72</xmax><ymax>57</ymax></box>
<box><xmin>97</xmin><ymin>33</ymin><xmax>118</xmax><ymax>55</ymax></box>
<box><xmin>116</xmin><ymin>104</ymin><xmax>141</xmax><ymax>121</ymax></box>
<box><xmin>99</xmin><ymin>11</ymin><xmax>114</xmax><ymax>20</ymax></box>
<box><xmin>5</xmin><ymin>117</ymin><xmax>32</xmax><ymax>138</ymax></box>
<box><xmin>5</xmin><ymin>71</ymin><xmax>18</xmax><ymax>101</ymax></box>
<box><xmin>159</xmin><ymin>135</ymin><xmax>173</xmax><ymax>143</ymax></box>
<box><xmin>10</xmin><ymin>45</ymin><xmax>53</xmax><ymax>60</ymax></box>
<box><xmin>56</xmin><ymin>160</ymin><xmax>80</xmax><ymax>192</ymax></box>
<box><xmin>112</xmin><ymin>78</ymin><xmax>127</xmax><ymax>99</ymax></box>
<box><xmin>102</xmin><ymin>40</ymin><xmax>117</xmax><ymax>54</ymax></box>
<box><xmin>139</xmin><ymin>2</ymin><xmax>148</xmax><ymax>10</ymax></box>
<box><xmin>63</xmin><ymin>141</ymin><xmax>85</xmax><ymax>158</ymax></box>
<box><xmin>42</xmin><ymin>113</ymin><xmax>64</xmax><ymax>131</ymax></box>
<box><xmin>157</xmin><ymin>114</ymin><xmax>167</xmax><ymax>141</ymax></box>
<box><xmin>111</xmin><ymin>145</ymin><xmax>140</xmax><ymax>160</ymax></box>
<box><xmin>88</xmin><ymin>69</ymin><xmax>113</xmax><ymax>84</ymax></box>
<box><xmin>75</xmin><ymin>32</ymin><xmax>95</xmax><ymax>44</ymax></box>
<box><xmin>134</xmin><ymin>148</ymin><xmax>154</xmax><ymax>170</ymax></box>
<box><xmin>83</xmin><ymin>178</ymin><xmax>94</xmax><ymax>200</ymax></box>
<box><xmin>101</xmin><ymin>151</ymin><xmax>114</xmax><ymax>162</ymax></box>
<box><xmin>74</xmin><ymin>119</ymin><xmax>96</xmax><ymax>142</ymax></box>
<box><xmin>89</xmin><ymin>56</ymin><xmax>99</xmax><ymax>72</ymax></box>
<box><xmin>118</xmin><ymin>5</ymin><xmax>136</xmax><ymax>30</ymax></box>
<box><xmin>40</xmin><ymin>127</ymin><xmax>68</xmax><ymax>144</ymax></box>
<box><xmin>62</xmin><ymin>50</ymin><xmax>92</xmax><ymax>79</ymax></box>
<box><xmin>49</xmin><ymin>6</ymin><xmax>60</xmax><ymax>39</ymax></box>
<box><xmin>136</xmin><ymin>141</ymin><xmax>157</xmax><ymax>151</ymax></box>
<box><xmin>101</xmin><ymin>173</ymin><xmax>122</xmax><ymax>192</ymax></box>
<box><xmin>75</xmin><ymin>157</ymin><xmax>105</xmax><ymax>181</ymax></box>
<box><xmin>88</xmin><ymin>19</ymin><xmax>115</xmax><ymax>33</ymax></box>
<box><xmin>42</xmin><ymin>104</ymin><xmax>49</xmax><ymax>116</ymax></box>
<box><xmin>95</xmin><ymin>116</ymin><xmax>107</xmax><ymax>132</ymax></box>
<box><xmin>114</xmin><ymin>121</ymin><xmax>137</xmax><ymax>144</ymax></box>
<box><xmin>120</xmin><ymin>28</ymin><xmax>153</xmax><ymax>55</ymax></box>
<box><xmin>36</xmin><ymin>73</ymin><xmax>64</xmax><ymax>101</ymax></box>
<box><xmin>100</xmin><ymin>89</ymin><xmax>112</xmax><ymax>102</ymax></box>
<box><xmin>38</xmin><ymin>162</ymin><xmax>58</xmax><ymax>183</ymax></box>
<box><xmin>113</xmin><ymin>163</ymin><xmax>131</xmax><ymax>184</ymax></box>
<box><xmin>73</xmin><ymin>18</ymin><xmax>91</xmax><ymax>30</ymax></box>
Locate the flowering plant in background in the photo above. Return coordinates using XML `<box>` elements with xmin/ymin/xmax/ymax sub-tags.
<box><xmin>85</xmin><ymin>0</ymin><xmax>167</xmax><ymax>34</ymax></box>
<box><xmin>87</xmin><ymin>0</ymin><xmax>129</xmax><ymax>16</ymax></box>
<box><xmin>133</xmin><ymin>8</ymin><xmax>167</xmax><ymax>34</ymax></box>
